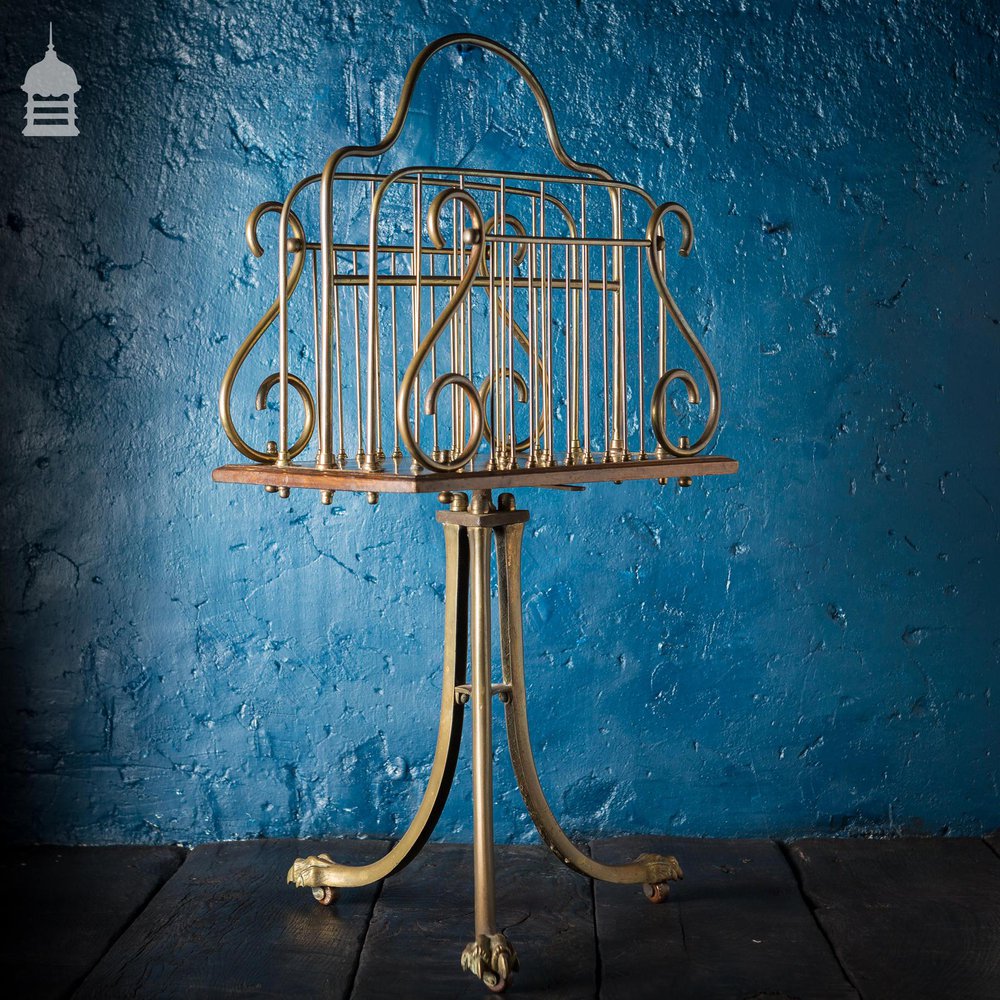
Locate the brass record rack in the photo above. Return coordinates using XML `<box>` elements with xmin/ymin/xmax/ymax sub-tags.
<box><xmin>213</xmin><ymin>33</ymin><xmax>737</xmax><ymax>992</ymax></box>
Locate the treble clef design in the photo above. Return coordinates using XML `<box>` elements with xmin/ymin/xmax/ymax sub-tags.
<box><xmin>397</xmin><ymin>188</ymin><xmax>487</xmax><ymax>472</ymax></box>
<box><xmin>645</xmin><ymin>202</ymin><xmax>721</xmax><ymax>457</ymax></box>
<box><xmin>218</xmin><ymin>201</ymin><xmax>316</xmax><ymax>463</ymax></box>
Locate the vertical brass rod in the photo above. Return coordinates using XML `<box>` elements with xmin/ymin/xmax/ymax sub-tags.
<box><xmin>527</xmin><ymin>203</ymin><xmax>537</xmax><ymax>464</ymax></box>
<box><xmin>539</xmin><ymin>182</ymin><xmax>548</xmax><ymax>460</ymax></box>
<box><xmin>364</xmin><ymin>179</ymin><xmax>381</xmax><ymax>468</ymax></box>
<box><xmin>352</xmin><ymin>250</ymin><xmax>363</xmax><ymax>463</ymax></box>
<box><xmin>581</xmin><ymin>185</ymin><xmax>591</xmax><ymax>462</ymax></box>
<box><xmin>656</xmin><ymin>238</ymin><xmax>667</xmax><ymax>457</ymax></box>
<box><xmin>636</xmin><ymin>245</ymin><xmax>645</xmax><ymax>459</ymax></box>
<box><xmin>497</xmin><ymin>186</ymin><xmax>506</xmax><ymax>461</ymax></box>
<box><xmin>333</xmin><ymin>249</ymin><xmax>346</xmax><ymax>466</ymax></box>
<box><xmin>564</xmin><ymin>243</ymin><xmax>571</xmax><ymax>459</ymax></box>
<box><xmin>412</xmin><ymin>177</ymin><xmax>422</xmax><ymax>467</ymax></box>
<box><xmin>310</xmin><ymin>178</ymin><xmax>333</xmax><ymax>468</ymax></box>
<box><xmin>465</xmin><ymin>233</ymin><xmax>474</xmax><ymax>416</ymax></box>
<box><xmin>614</xmin><ymin>247</ymin><xmax>629</xmax><ymax>462</ymax></box>
<box><xmin>390</xmin><ymin>252</ymin><xmax>400</xmax><ymax>459</ymax></box>
<box><xmin>461</xmin><ymin>223</ymin><xmax>468</xmax><ymax>458</ymax></box>
<box><xmin>431</xmin><ymin>262</ymin><xmax>439</xmax><ymax>457</ymax></box>
<box><xmin>601</xmin><ymin>245</ymin><xmax>609</xmax><ymax>458</ymax></box>
<box><xmin>456</xmin><ymin>180</ymin><xmax>466</xmax><ymax>454</ymax></box>
<box><xmin>544</xmin><ymin>233</ymin><xmax>554</xmax><ymax>459</ymax></box>
<box><xmin>507</xmin><ymin>240</ymin><xmax>515</xmax><ymax>466</ymax></box>
<box><xmin>310</xmin><ymin>249</ymin><xmax>321</xmax><ymax>413</ymax></box>
<box><xmin>277</xmin><ymin>243</ymin><xmax>290</xmax><ymax>462</ymax></box>
<box><xmin>375</xmin><ymin>266</ymin><xmax>383</xmax><ymax>461</ymax></box>
<box><xmin>658</xmin><ymin>239</ymin><xmax>666</xmax><ymax>376</ymax></box>
<box><xmin>568</xmin><ymin>242</ymin><xmax>580</xmax><ymax>459</ymax></box>
<box><xmin>469</xmin><ymin>506</ymin><xmax>496</xmax><ymax>940</ymax></box>
<box><xmin>450</xmin><ymin>203</ymin><xmax>458</xmax><ymax>457</ymax></box>
<box><xmin>610</xmin><ymin>196</ymin><xmax>626</xmax><ymax>459</ymax></box>
<box><xmin>544</xmin><ymin>240</ymin><xmax>552</xmax><ymax>462</ymax></box>
<box><xmin>488</xmin><ymin>192</ymin><xmax>498</xmax><ymax>467</ymax></box>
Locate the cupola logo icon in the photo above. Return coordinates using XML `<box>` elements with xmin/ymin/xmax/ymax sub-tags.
<box><xmin>22</xmin><ymin>23</ymin><xmax>80</xmax><ymax>137</ymax></box>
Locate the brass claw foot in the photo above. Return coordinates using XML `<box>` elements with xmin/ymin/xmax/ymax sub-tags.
<box><xmin>636</xmin><ymin>851</ymin><xmax>683</xmax><ymax>903</ymax></box>
<box><xmin>287</xmin><ymin>852</ymin><xmax>339</xmax><ymax>890</ymax></box>
<box><xmin>461</xmin><ymin>932</ymin><xmax>519</xmax><ymax>993</ymax></box>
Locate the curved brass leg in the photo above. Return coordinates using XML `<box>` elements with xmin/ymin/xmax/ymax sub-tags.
<box><xmin>288</xmin><ymin>521</ymin><xmax>469</xmax><ymax>891</ymax></box>
<box><xmin>494</xmin><ymin>519</ymin><xmax>683</xmax><ymax>889</ymax></box>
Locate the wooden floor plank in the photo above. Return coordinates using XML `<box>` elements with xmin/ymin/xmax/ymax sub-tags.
<box><xmin>350</xmin><ymin>843</ymin><xmax>595</xmax><ymax>999</ymax></box>
<box><xmin>788</xmin><ymin>838</ymin><xmax>1000</xmax><ymax>1000</ymax></box>
<box><xmin>73</xmin><ymin>838</ymin><xmax>388</xmax><ymax>1000</ymax></box>
<box><xmin>986</xmin><ymin>831</ymin><xmax>1000</xmax><ymax>861</ymax></box>
<box><xmin>592</xmin><ymin>836</ymin><xmax>858</xmax><ymax>1000</ymax></box>
<box><xmin>0</xmin><ymin>845</ymin><xmax>185</xmax><ymax>1000</ymax></box>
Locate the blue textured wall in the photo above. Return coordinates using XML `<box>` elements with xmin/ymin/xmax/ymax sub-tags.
<box><xmin>1</xmin><ymin>0</ymin><xmax>997</xmax><ymax>846</ymax></box>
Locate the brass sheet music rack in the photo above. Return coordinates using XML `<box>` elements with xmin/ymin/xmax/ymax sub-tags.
<box><xmin>213</xmin><ymin>33</ymin><xmax>737</xmax><ymax>992</ymax></box>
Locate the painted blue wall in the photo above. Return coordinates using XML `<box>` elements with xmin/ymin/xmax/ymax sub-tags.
<box><xmin>1</xmin><ymin>0</ymin><xmax>997</xmax><ymax>846</ymax></box>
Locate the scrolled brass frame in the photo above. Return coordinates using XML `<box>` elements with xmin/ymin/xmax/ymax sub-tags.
<box><xmin>645</xmin><ymin>202</ymin><xmax>721</xmax><ymax>457</ymax></box>
<box><xmin>218</xmin><ymin>202</ymin><xmax>316</xmax><ymax>463</ymax></box>
<box><xmin>395</xmin><ymin>187</ymin><xmax>487</xmax><ymax>473</ymax></box>
<box><xmin>224</xmin><ymin>36</ymin><xmax>724</xmax><ymax>483</ymax></box>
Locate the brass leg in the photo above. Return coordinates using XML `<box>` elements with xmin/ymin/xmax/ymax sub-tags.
<box><xmin>287</xmin><ymin>519</ymin><xmax>469</xmax><ymax>895</ymax></box>
<box><xmin>494</xmin><ymin>504</ymin><xmax>683</xmax><ymax>898</ymax></box>
<box><xmin>460</xmin><ymin>500</ymin><xmax>518</xmax><ymax>992</ymax></box>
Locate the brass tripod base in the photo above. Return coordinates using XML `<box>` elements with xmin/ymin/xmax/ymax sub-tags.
<box><xmin>287</xmin><ymin>490</ymin><xmax>682</xmax><ymax>991</ymax></box>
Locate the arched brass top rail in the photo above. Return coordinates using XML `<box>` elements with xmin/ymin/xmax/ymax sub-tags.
<box><xmin>337</xmin><ymin>33</ymin><xmax>615</xmax><ymax>184</ymax></box>
<box><xmin>317</xmin><ymin>34</ymin><xmax>619</xmax><ymax>470</ymax></box>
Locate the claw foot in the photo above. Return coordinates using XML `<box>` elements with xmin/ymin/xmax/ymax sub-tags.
<box><xmin>635</xmin><ymin>851</ymin><xmax>683</xmax><ymax>904</ymax></box>
<box><xmin>287</xmin><ymin>852</ymin><xmax>339</xmax><ymax>890</ymax></box>
<box><xmin>461</xmin><ymin>932</ymin><xmax>519</xmax><ymax>992</ymax></box>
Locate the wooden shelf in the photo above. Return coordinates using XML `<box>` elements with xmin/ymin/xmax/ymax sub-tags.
<box><xmin>212</xmin><ymin>453</ymin><xmax>739</xmax><ymax>495</ymax></box>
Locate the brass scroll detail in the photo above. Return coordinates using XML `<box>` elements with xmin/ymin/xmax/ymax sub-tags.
<box><xmin>396</xmin><ymin>188</ymin><xmax>487</xmax><ymax>472</ymax></box>
<box><xmin>218</xmin><ymin>202</ymin><xmax>315</xmax><ymax>463</ymax></box>
<box><xmin>646</xmin><ymin>202</ymin><xmax>721</xmax><ymax>457</ymax></box>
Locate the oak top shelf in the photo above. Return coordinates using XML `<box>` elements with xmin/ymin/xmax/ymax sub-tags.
<box><xmin>212</xmin><ymin>453</ymin><xmax>738</xmax><ymax>495</ymax></box>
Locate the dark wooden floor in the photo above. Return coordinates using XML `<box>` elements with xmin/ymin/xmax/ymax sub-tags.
<box><xmin>3</xmin><ymin>835</ymin><xmax>999</xmax><ymax>999</ymax></box>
